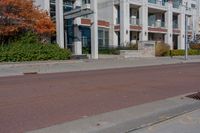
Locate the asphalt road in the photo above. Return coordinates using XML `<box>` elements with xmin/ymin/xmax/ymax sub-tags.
<box><xmin>0</xmin><ymin>63</ymin><xmax>200</xmax><ymax>133</ymax></box>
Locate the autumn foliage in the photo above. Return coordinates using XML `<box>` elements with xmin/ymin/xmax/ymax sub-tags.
<box><xmin>0</xmin><ymin>0</ymin><xmax>55</xmax><ymax>37</ymax></box>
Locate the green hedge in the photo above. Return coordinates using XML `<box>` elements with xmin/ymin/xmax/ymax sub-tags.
<box><xmin>99</xmin><ymin>47</ymin><xmax>120</xmax><ymax>55</ymax></box>
<box><xmin>98</xmin><ymin>45</ymin><xmax>138</xmax><ymax>55</ymax></box>
<box><xmin>0</xmin><ymin>33</ymin><xmax>71</xmax><ymax>62</ymax></box>
<box><xmin>167</xmin><ymin>49</ymin><xmax>200</xmax><ymax>56</ymax></box>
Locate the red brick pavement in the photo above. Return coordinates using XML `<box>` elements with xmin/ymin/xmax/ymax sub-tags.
<box><xmin>0</xmin><ymin>63</ymin><xmax>200</xmax><ymax>133</ymax></box>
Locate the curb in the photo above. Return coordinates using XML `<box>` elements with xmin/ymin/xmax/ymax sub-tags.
<box><xmin>27</xmin><ymin>93</ymin><xmax>200</xmax><ymax>133</ymax></box>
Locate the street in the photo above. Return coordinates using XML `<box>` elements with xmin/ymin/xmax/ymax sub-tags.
<box><xmin>0</xmin><ymin>63</ymin><xmax>200</xmax><ymax>133</ymax></box>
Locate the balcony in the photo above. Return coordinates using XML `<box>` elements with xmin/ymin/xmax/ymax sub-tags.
<box><xmin>172</xmin><ymin>0</ymin><xmax>181</xmax><ymax>9</ymax></box>
<box><xmin>148</xmin><ymin>20</ymin><xmax>165</xmax><ymax>28</ymax></box>
<box><xmin>187</xmin><ymin>25</ymin><xmax>193</xmax><ymax>31</ymax></box>
<box><xmin>173</xmin><ymin>22</ymin><xmax>179</xmax><ymax>29</ymax></box>
<box><xmin>148</xmin><ymin>0</ymin><xmax>166</xmax><ymax>6</ymax></box>
<box><xmin>130</xmin><ymin>16</ymin><xmax>140</xmax><ymax>26</ymax></box>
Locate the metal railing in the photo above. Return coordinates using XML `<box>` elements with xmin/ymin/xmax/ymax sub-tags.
<box><xmin>130</xmin><ymin>17</ymin><xmax>140</xmax><ymax>25</ymax></box>
<box><xmin>173</xmin><ymin>22</ymin><xmax>179</xmax><ymax>29</ymax></box>
<box><xmin>172</xmin><ymin>0</ymin><xmax>182</xmax><ymax>9</ymax></box>
<box><xmin>148</xmin><ymin>0</ymin><xmax>166</xmax><ymax>6</ymax></box>
<box><xmin>188</xmin><ymin>25</ymin><xmax>193</xmax><ymax>31</ymax></box>
<box><xmin>148</xmin><ymin>20</ymin><xmax>165</xmax><ymax>28</ymax></box>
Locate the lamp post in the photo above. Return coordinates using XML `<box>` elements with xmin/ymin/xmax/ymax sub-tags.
<box><xmin>183</xmin><ymin>1</ymin><xmax>188</xmax><ymax>60</ymax></box>
<box><xmin>185</xmin><ymin>15</ymin><xmax>188</xmax><ymax>60</ymax></box>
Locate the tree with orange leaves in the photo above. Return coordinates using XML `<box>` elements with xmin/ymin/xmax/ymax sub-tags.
<box><xmin>0</xmin><ymin>0</ymin><xmax>55</xmax><ymax>43</ymax></box>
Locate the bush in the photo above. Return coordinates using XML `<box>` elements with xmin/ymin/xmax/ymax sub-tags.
<box><xmin>0</xmin><ymin>33</ymin><xmax>71</xmax><ymax>62</ymax></box>
<box><xmin>155</xmin><ymin>42</ymin><xmax>170</xmax><ymax>56</ymax></box>
<box><xmin>98</xmin><ymin>44</ymin><xmax>138</xmax><ymax>55</ymax></box>
<box><xmin>99</xmin><ymin>47</ymin><xmax>120</xmax><ymax>55</ymax></box>
<box><xmin>126</xmin><ymin>43</ymin><xmax>138</xmax><ymax>50</ymax></box>
<box><xmin>167</xmin><ymin>49</ymin><xmax>200</xmax><ymax>56</ymax></box>
<box><xmin>190</xmin><ymin>44</ymin><xmax>200</xmax><ymax>50</ymax></box>
<box><xmin>82</xmin><ymin>47</ymin><xmax>91</xmax><ymax>54</ymax></box>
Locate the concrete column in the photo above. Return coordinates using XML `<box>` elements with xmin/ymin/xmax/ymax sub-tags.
<box><xmin>91</xmin><ymin>0</ymin><xmax>98</xmax><ymax>59</ymax></box>
<box><xmin>139</xmin><ymin>0</ymin><xmax>148</xmax><ymax>41</ymax></box>
<box><xmin>73</xmin><ymin>25</ymin><xmax>82</xmax><ymax>55</ymax></box>
<box><xmin>178</xmin><ymin>7</ymin><xmax>186</xmax><ymax>49</ymax></box>
<box><xmin>73</xmin><ymin>0</ymin><xmax>82</xmax><ymax>55</ymax></box>
<box><xmin>56</xmin><ymin>0</ymin><xmax>65</xmax><ymax>48</ymax></box>
<box><xmin>192</xmin><ymin>9</ymin><xmax>198</xmax><ymax>40</ymax></box>
<box><xmin>111</xmin><ymin>3</ymin><xmax>118</xmax><ymax>47</ymax></box>
<box><xmin>120</xmin><ymin>0</ymin><xmax>130</xmax><ymax>46</ymax></box>
<box><xmin>165</xmin><ymin>2</ymin><xmax>173</xmax><ymax>49</ymax></box>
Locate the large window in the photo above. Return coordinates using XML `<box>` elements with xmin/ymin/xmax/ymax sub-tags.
<box><xmin>173</xmin><ymin>0</ymin><xmax>182</xmax><ymax>8</ymax></box>
<box><xmin>50</xmin><ymin>0</ymin><xmax>73</xmax><ymax>17</ymax></box>
<box><xmin>82</xmin><ymin>0</ymin><xmax>90</xmax><ymax>4</ymax></box>
<box><xmin>50</xmin><ymin>0</ymin><xmax>74</xmax><ymax>46</ymax></box>
<box><xmin>98</xmin><ymin>28</ymin><xmax>109</xmax><ymax>47</ymax></box>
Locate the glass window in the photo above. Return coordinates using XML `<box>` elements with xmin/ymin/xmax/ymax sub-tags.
<box><xmin>105</xmin><ymin>30</ymin><xmax>109</xmax><ymax>46</ymax></box>
<box><xmin>98</xmin><ymin>29</ymin><xmax>104</xmax><ymax>47</ymax></box>
<box><xmin>98</xmin><ymin>28</ymin><xmax>109</xmax><ymax>47</ymax></box>
<box><xmin>82</xmin><ymin>0</ymin><xmax>90</xmax><ymax>4</ymax></box>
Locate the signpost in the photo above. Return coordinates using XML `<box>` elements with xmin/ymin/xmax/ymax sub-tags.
<box><xmin>185</xmin><ymin>15</ymin><xmax>188</xmax><ymax>60</ymax></box>
<box><xmin>182</xmin><ymin>0</ymin><xmax>188</xmax><ymax>60</ymax></box>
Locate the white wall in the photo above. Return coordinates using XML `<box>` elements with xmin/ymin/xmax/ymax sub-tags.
<box><xmin>98</xmin><ymin>0</ymin><xmax>116</xmax><ymax>46</ymax></box>
<box><xmin>34</xmin><ymin>0</ymin><xmax>50</xmax><ymax>12</ymax></box>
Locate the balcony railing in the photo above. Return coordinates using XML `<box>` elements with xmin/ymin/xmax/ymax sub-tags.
<box><xmin>148</xmin><ymin>0</ymin><xmax>166</xmax><ymax>6</ymax></box>
<box><xmin>116</xmin><ymin>18</ymin><xmax>120</xmax><ymax>25</ymax></box>
<box><xmin>148</xmin><ymin>20</ymin><xmax>165</xmax><ymax>28</ymax></box>
<box><xmin>172</xmin><ymin>0</ymin><xmax>181</xmax><ymax>9</ymax></box>
<box><xmin>188</xmin><ymin>25</ymin><xmax>193</xmax><ymax>31</ymax></box>
<box><xmin>130</xmin><ymin>17</ymin><xmax>140</xmax><ymax>26</ymax></box>
<box><xmin>173</xmin><ymin>22</ymin><xmax>179</xmax><ymax>29</ymax></box>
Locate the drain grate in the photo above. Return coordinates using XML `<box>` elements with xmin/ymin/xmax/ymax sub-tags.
<box><xmin>186</xmin><ymin>92</ymin><xmax>200</xmax><ymax>100</ymax></box>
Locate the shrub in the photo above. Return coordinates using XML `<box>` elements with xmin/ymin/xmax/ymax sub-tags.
<box><xmin>0</xmin><ymin>33</ymin><xmax>71</xmax><ymax>62</ymax></box>
<box><xmin>126</xmin><ymin>43</ymin><xmax>138</xmax><ymax>50</ymax></box>
<box><xmin>190</xmin><ymin>44</ymin><xmax>200</xmax><ymax>50</ymax></box>
<box><xmin>155</xmin><ymin>42</ymin><xmax>170</xmax><ymax>56</ymax></box>
<box><xmin>99</xmin><ymin>47</ymin><xmax>120</xmax><ymax>55</ymax></box>
<box><xmin>82</xmin><ymin>47</ymin><xmax>91</xmax><ymax>54</ymax></box>
<box><xmin>98</xmin><ymin>44</ymin><xmax>138</xmax><ymax>55</ymax></box>
<box><xmin>168</xmin><ymin>49</ymin><xmax>200</xmax><ymax>56</ymax></box>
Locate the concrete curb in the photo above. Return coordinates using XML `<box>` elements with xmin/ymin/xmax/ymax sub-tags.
<box><xmin>0</xmin><ymin>56</ymin><xmax>200</xmax><ymax>78</ymax></box>
<box><xmin>27</xmin><ymin>93</ymin><xmax>200</xmax><ymax>133</ymax></box>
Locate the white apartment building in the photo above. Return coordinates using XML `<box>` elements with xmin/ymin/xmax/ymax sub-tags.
<box><xmin>34</xmin><ymin>0</ymin><xmax>200</xmax><ymax>58</ymax></box>
<box><xmin>99</xmin><ymin>0</ymin><xmax>199</xmax><ymax>49</ymax></box>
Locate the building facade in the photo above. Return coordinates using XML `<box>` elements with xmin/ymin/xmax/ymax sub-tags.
<box><xmin>98</xmin><ymin>0</ymin><xmax>199</xmax><ymax>49</ymax></box>
<box><xmin>34</xmin><ymin>0</ymin><xmax>200</xmax><ymax>58</ymax></box>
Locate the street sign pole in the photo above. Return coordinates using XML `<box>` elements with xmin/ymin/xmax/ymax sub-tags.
<box><xmin>185</xmin><ymin>15</ymin><xmax>188</xmax><ymax>60</ymax></box>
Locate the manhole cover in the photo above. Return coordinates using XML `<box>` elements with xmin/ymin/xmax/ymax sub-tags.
<box><xmin>186</xmin><ymin>92</ymin><xmax>200</xmax><ymax>100</ymax></box>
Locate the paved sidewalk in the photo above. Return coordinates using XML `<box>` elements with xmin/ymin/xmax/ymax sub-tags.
<box><xmin>27</xmin><ymin>94</ymin><xmax>200</xmax><ymax>133</ymax></box>
<box><xmin>131</xmin><ymin>109</ymin><xmax>200</xmax><ymax>133</ymax></box>
<box><xmin>0</xmin><ymin>56</ymin><xmax>200</xmax><ymax>77</ymax></box>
